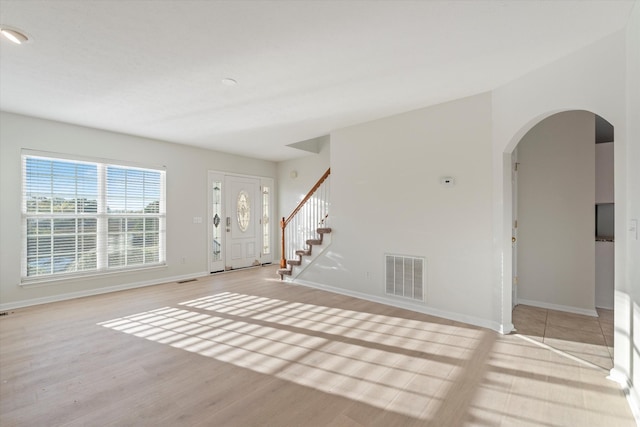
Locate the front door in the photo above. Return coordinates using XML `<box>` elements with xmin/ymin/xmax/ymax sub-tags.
<box><xmin>225</xmin><ymin>175</ymin><xmax>260</xmax><ymax>270</ymax></box>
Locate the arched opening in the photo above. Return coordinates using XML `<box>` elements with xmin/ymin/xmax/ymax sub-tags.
<box><xmin>507</xmin><ymin>110</ymin><xmax>615</xmax><ymax>370</ymax></box>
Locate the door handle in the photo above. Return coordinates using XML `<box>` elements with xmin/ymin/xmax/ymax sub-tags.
<box><xmin>512</xmin><ymin>236</ymin><xmax>516</xmax><ymax>243</ymax></box>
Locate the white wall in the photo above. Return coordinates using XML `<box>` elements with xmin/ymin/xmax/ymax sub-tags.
<box><xmin>596</xmin><ymin>242</ymin><xmax>615</xmax><ymax>309</ymax></box>
<box><xmin>297</xmin><ymin>93</ymin><xmax>496</xmax><ymax>329</ymax></box>
<box><xmin>0</xmin><ymin>112</ymin><xmax>276</xmax><ymax>309</ymax></box>
<box><xmin>492</xmin><ymin>30</ymin><xmax>626</xmax><ymax>332</ymax></box>
<box><xmin>595</xmin><ymin>141</ymin><xmax>615</xmax><ymax>309</ymax></box>
<box><xmin>1</xmin><ymin>4</ymin><xmax>638</xmax><ymax>414</ymax></box>
<box><xmin>277</xmin><ymin>138</ymin><xmax>330</xmax><ymax>223</ymax></box>
<box><xmin>613</xmin><ymin>0</ymin><xmax>640</xmax><ymax>419</ymax></box>
<box><xmin>491</xmin><ymin>3</ymin><xmax>638</xmax><ymax>416</ymax></box>
<box><xmin>516</xmin><ymin>111</ymin><xmax>596</xmax><ymax>314</ymax></box>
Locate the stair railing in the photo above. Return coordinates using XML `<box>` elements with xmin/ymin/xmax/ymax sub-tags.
<box><xmin>280</xmin><ymin>168</ymin><xmax>331</xmax><ymax>269</ymax></box>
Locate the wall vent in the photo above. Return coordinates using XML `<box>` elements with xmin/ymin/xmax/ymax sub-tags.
<box><xmin>385</xmin><ymin>254</ymin><xmax>425</xmax><ymax>302</ymax></box>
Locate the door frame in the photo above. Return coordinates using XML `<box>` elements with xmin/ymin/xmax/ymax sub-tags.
<box><xmin>511</xmin><ymin>148</ymin><xmax>518</xmax><ymax>308</ymax></box>
<box><xmin>207</xmin><ymin>171</ymin><xmax>274</xmax><ymax>273</ymax></box>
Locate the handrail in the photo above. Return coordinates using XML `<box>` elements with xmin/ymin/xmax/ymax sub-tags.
<box><xmin>283</xmin><ymin>168</ymin><xmax>331</xmax><ymax>226</ymax></box>
<box><xmin>280</xmin><ymin>168</ymin><xmax>331</xmax><ymax>268</ymax></box>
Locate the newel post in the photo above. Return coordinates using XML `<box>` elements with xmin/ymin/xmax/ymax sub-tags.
<box><xmin>280</xmin><ymin>217</ymin><xmax>287</xmax><ymax>268</ymax></box>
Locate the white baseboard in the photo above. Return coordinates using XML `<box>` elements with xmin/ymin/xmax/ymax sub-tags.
<box><xmin>293</xmin><ymin>278</ymin><xmax>503</xmax><ymax>333</ymax></box>
<box><xmin>609</xmin><ymin>367</ymin><xmax>640</xmax><ymax>426</ymax></box>
<box><xmin>499</xmin><ymin>322</ymin><xmax>515</xmax><ymax>334</ymax></box>
<box><xmin>517</xmin><ymin>298</ymin><xmax>598</xmax><ymax>317</ymax></box>
<box><xmin>0</xmin><ymin>271</ymin><xmax>208</xmax><ymax>311</ymax></box>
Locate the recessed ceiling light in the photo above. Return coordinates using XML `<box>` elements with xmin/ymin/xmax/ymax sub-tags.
<box><xmin>0</xmin><ymin>26</ymin><xmax>30</xmax><ymax>44</ymax></box>
<box><xmin>221</xmin><ymin>78</ymin><xmax>238</xmax><ymax>87</ymax></box>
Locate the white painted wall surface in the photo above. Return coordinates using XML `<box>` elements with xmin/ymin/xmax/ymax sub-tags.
<box><xmin>298</xmin><ymin>93</ymin><xmax>496</xmax><ymax>329</ymax></box>
<box><xmin>0</xmin><ymin>112</ymin><xmax>276</xmax><ymax>308</ymax></box>
<box><xmin>277</xmin><ymin>138</ymin><xmax>330</xmax><ymax>226</ymax></box>
<box><xmin>595</xmin><ymin>141</ymin><xmax>615</xmax><ymax>310</ymax></box>
<box><xmin>616</xmin><ymin>0</ymin><xmax>640</xmax><ymax>419</ymax></box>
<box><xmin>595</xmin><ymin>242</ymin><xmax>615</xmax><ymax>309</ymax></box>
<box><xmin>0</xmin><ymin>7</ymin><xmax>637</xmax><ymax>418</ymax></box>
<box><xmin>596</xmin><ymin>142</ymin><xmax>615</xmax><ymax>204</ymax></box>
<box><xmin>491</xmin><ymin>30</ymin><xmax>626</xmax><ymax>331</ymax></box>
<box><xmin>516</xmin><ymin>111</ymin><xmax>596</xmax><ymax>314</ymax></box>
<box><xmin>491</xmin><ymin>7</ymin><xmax>638</xmax><ymax>416</ymax></box>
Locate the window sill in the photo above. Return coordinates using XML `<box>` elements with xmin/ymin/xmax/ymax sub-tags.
<box><xmin>20</xmin><ymin>263</ymin><xmax>167</xmax><ymax>288</ymax></box>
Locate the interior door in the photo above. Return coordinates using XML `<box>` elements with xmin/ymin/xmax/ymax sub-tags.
<box><xmin>225</xmin><ymin>175</ymin><xmax>260</xmax><ymax>269</ymax></box>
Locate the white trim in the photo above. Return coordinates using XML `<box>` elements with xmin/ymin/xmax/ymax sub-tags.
<box><xmin>608</xmin><ymin>368</ymin><xmax>640</xmax><ymax>426</ymax></box>
<box><xmin>20</xmin><ymin>263</ymin><xmax>167</xmax><ymax>288</ymax></box>
<box><xmin>21</xmin><ymin>153</ymin><xmax>167</xmax><ymax>282</ymax></box>
<box><xmin>207</xmin><ymin>170</ymin><xmax>274</xmax><ymax>273</ymax></box>
<box><xmin>499</xmin><ymin>322</ymin><xmax>515</xmax><ymax>334</ymax></box>
<box><xmin>292</xmin><ymin>278</ymin><xmax>502</xmax><ymax>333</ymax></box>
<box><xmin>517</xmin><ymin>298</ymin><xmax>599</xmax><ymax>317</ymax></box>
<box><xmin>21</xmin><ymin>148</ymin><xmax>166</xmax><ymax>172</ymax></box>
<box><xmin>0</xmin><ymin>271</ymin><xmax>207</xmax><ymax>311</ymax></box>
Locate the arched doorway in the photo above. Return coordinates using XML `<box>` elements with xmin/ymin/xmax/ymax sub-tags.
<box><xmin>508</xmin><ymin>110</ymin><xmax>615</xmax><ymax>369</ymax></box>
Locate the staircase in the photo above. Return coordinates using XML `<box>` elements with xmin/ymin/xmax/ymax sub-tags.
<box><xmin>279</xmin><ymin>168</ymin><xmax>331</xmax><ymax>280</ymax></box>
<box><xmin>277</xmin><ymin>227</ymin><xmax>331</xmax><ymax>279</ymax></box>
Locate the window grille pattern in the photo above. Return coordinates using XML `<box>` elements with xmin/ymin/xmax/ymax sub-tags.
<box><xmin>22</xmin><ymin>154</ymin><xmax>165</xmax><ymax>281</ymax></box>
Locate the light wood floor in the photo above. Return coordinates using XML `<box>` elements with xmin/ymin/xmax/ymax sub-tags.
<box><xmin>0</xmin><ymin>266</ymin><xmax>635</xmax><ymax>426</ymax></box>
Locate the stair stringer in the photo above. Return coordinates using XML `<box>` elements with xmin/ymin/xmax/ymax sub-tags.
<box><xmin>282</xmin><ymin>232</ymin><xmax>332</xmax><ymax>282</ymax></box>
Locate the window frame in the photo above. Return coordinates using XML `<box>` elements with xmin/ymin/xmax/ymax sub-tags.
<box><xmin>21</xmin><ymin>150</ymin><xmax>166</xmax><ymax>285</ymax></box>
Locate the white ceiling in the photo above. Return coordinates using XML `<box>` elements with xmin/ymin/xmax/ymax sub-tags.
<box><xmin>0</xmin><ymin>0</ymin><xmax>634</xmax><ymax>161</ymax></box>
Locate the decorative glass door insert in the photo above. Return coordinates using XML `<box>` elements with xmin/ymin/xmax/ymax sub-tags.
<box><xmin>212</xmin><ymin>181</ymin><xmax>222</xmax><ymax>262</ymax></box>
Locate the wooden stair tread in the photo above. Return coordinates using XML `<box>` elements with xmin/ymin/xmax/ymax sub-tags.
<box><xmin>280</xmin><ymin>226</ymin><xmax>332</xmax><ymax>280</ymax></box>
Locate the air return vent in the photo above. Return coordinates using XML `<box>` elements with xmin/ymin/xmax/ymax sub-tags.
<box><xmin>385</xmin><ymin>254</ymin><xmax>425</xmax><ymax>302</ymax></box>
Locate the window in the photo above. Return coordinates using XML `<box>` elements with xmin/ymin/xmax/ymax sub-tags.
<box><xmin>236</xmin><ymin>190</ymin><xmax>250</xmax><ymax>232</ymax></box>
<box><xmin>211</xmin><ymin>181</ymin><xmax>222</xmax><ymax>262</ymax></box>
<box><xmin>22</xmin><ymin>153</ymin><xmax>166</xmax><ymax>282</ymax></box>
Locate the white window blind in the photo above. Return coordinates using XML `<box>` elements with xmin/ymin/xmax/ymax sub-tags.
<box><xmin>22</xmin><ymin>154</ymin><xmax>166</xmax><ymax>282</ymax></box>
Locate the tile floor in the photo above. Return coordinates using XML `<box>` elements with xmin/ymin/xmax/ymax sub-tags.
<box><xmin>512</xmin><ymin>304</ymin><xmax>614</xmax><ymax>370</ymax></box>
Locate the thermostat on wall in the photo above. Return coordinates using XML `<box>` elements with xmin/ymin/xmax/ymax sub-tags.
<box><xmin>440</xmin><ymin>176</ymin><xmax>456</xmax><ymax>187</ymax></box>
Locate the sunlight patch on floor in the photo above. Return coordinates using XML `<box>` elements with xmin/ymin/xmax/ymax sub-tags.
<box><xmin>96</xmin><ymin>293</ymin><xmax>631</xmax><ymax>424</ymax></box>
<box><xmin>98</xmin><ymin>292</ymin><xmax>486</xmax><ymax>419</ymax></box>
